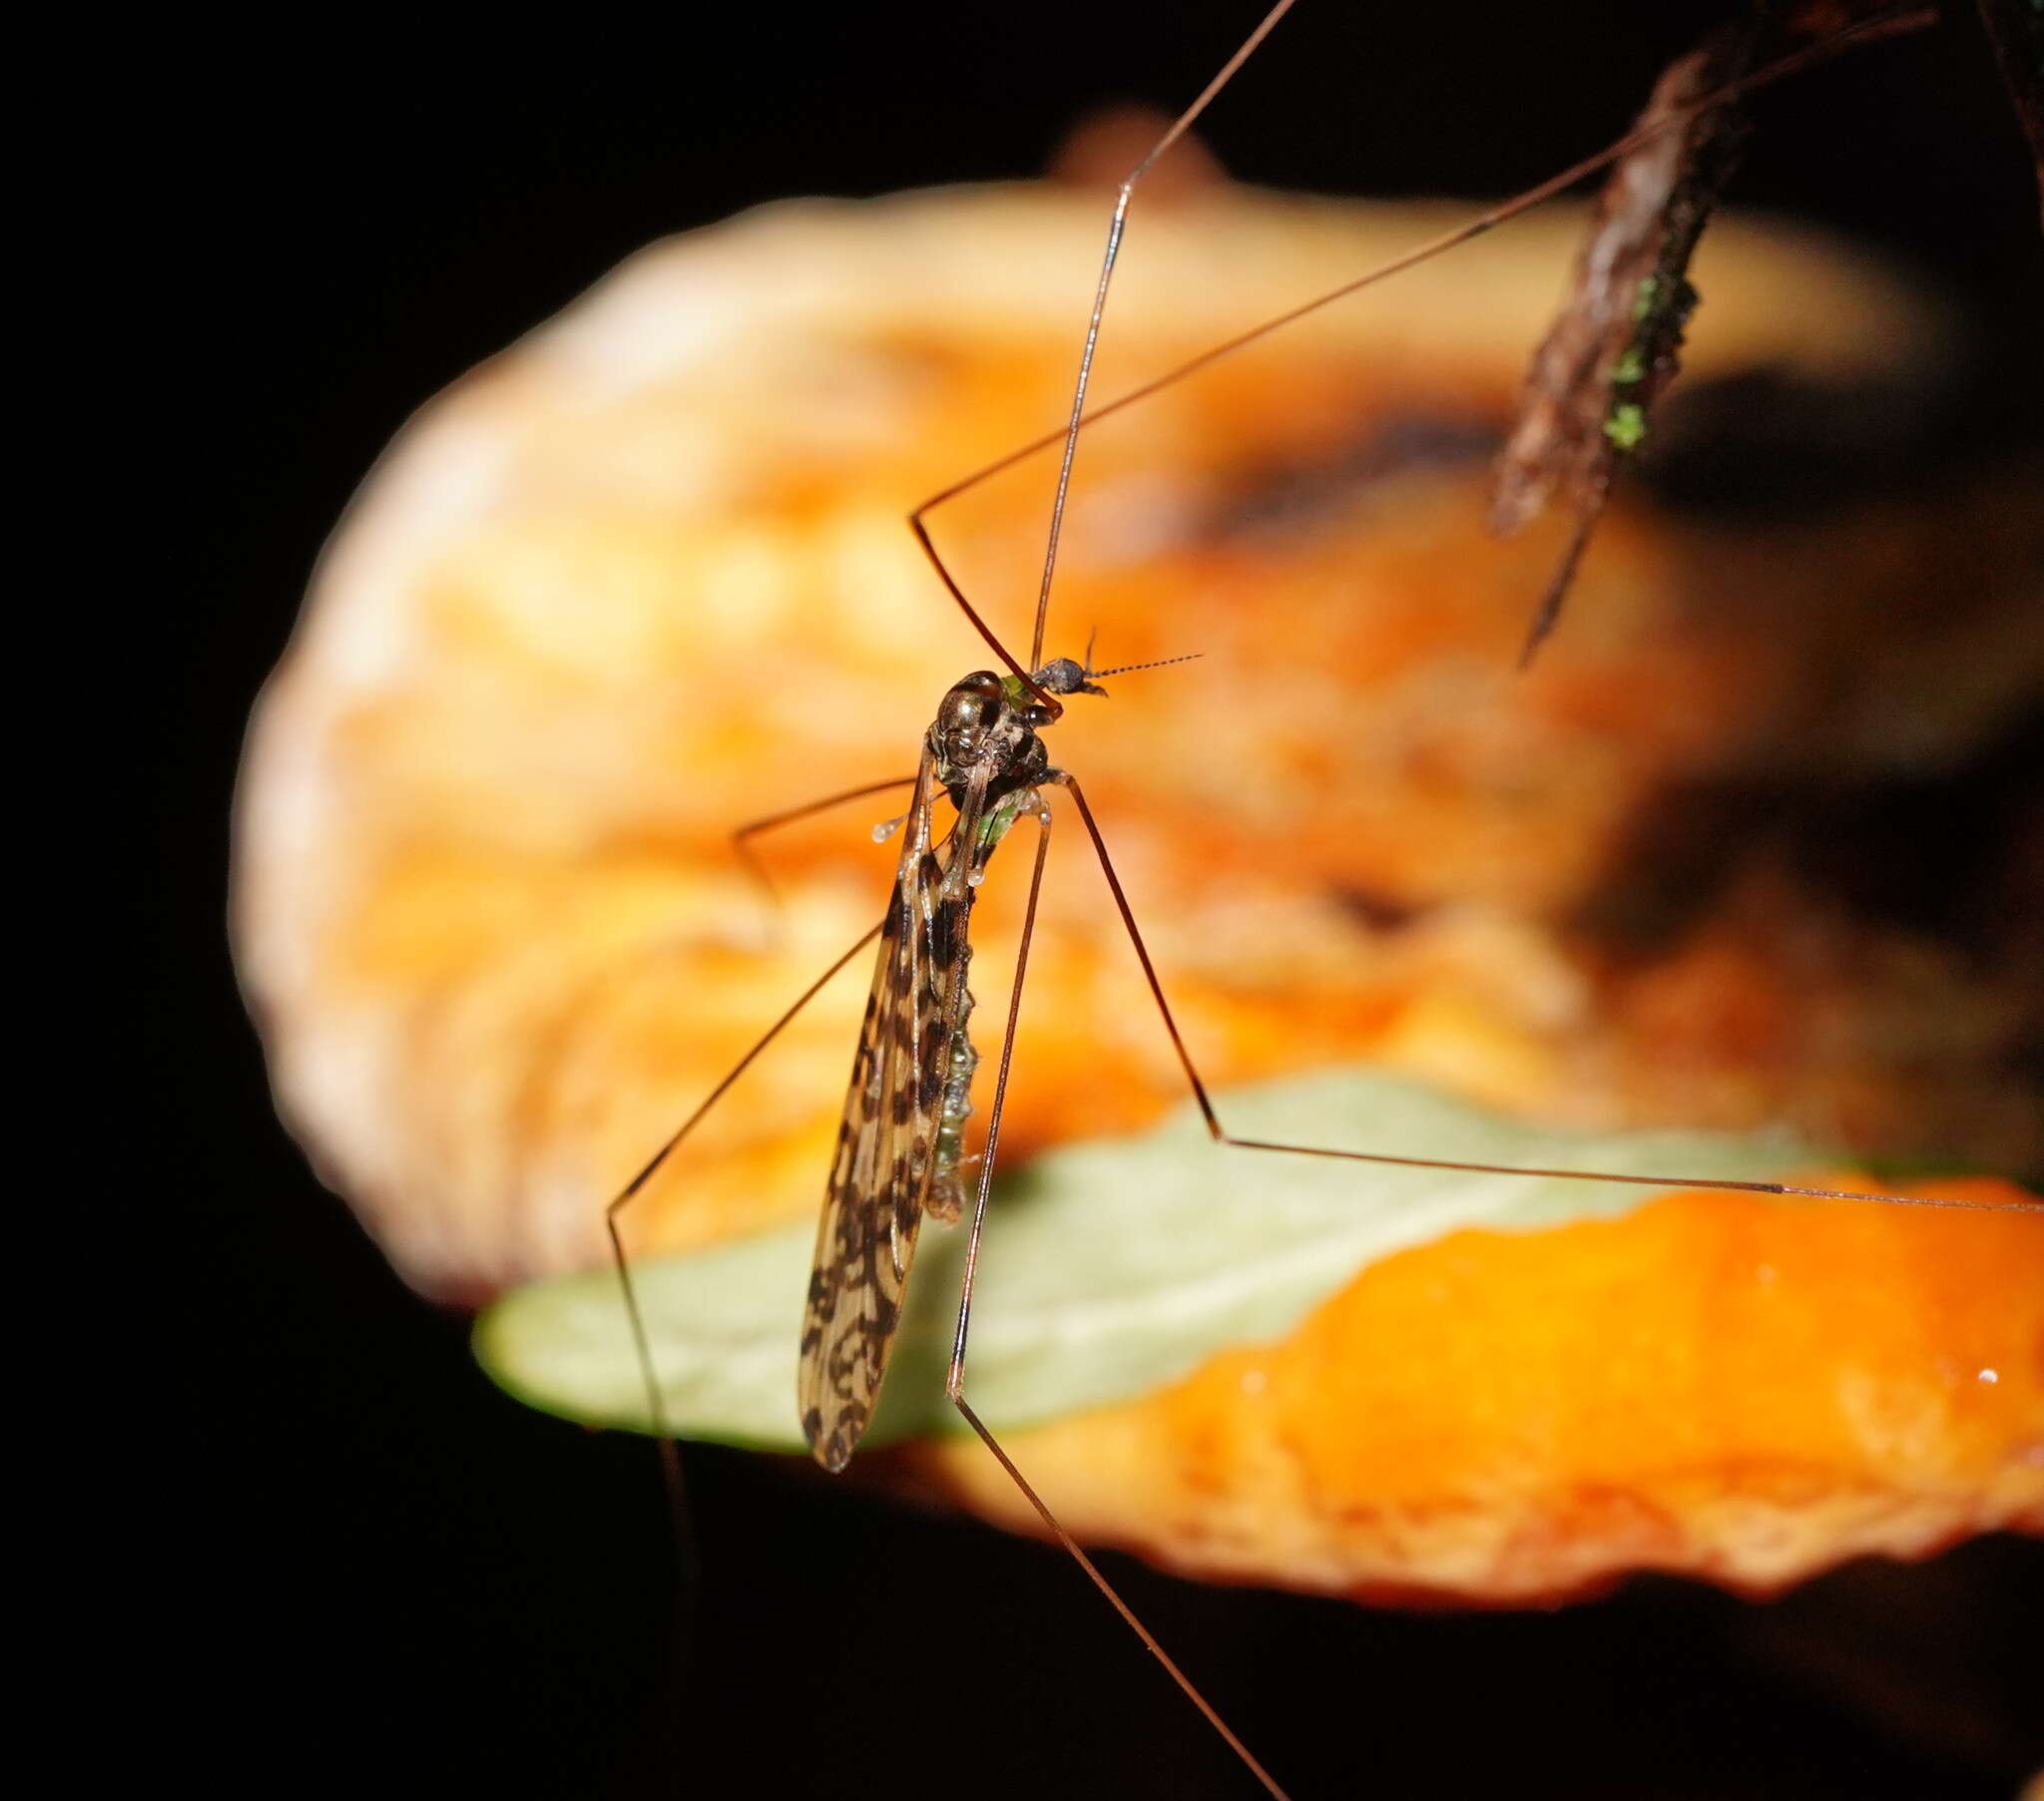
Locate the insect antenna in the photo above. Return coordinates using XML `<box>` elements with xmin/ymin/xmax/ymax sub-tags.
<box><xmin>1086</xmin><ymin>652</ymin><xmax>1204</xmax><ymax>680</ymax></box>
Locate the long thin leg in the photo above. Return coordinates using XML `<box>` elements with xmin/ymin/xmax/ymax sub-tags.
<box><xmin>598</xmin><ymin>924</ymin><xmax>883</xmax><ymax>1775</ymax></box>
<box><xmin>730</xmin><ymin>774</ymin><xmax>916</xmax><ymax>933</ymax></box>
<box><xmin>1052</xmin><ymin>774</ymin><xmax>2040</xmax><ymax>1216</ymax></box>
<box><xmin>1018</xmin><ymin>0</ymin><xmax>1296</xmax><ymax>672</ymax></box>
<box><xmin>605</xmin><ymin>923</ymin><xmax>884</xmax><ymax>1485</ymax></box>
<box><xmin>940</xmin><ymin>805</ymin><xmax>1295</xmax><ymax>1801</ymax></box>
<box><xmin>907</xmin><ymin>6</ymin><xmax>1933</xmax><ymax>546</ymax></box>
<box><xmin>906</xmin><ymin>0</ymin><xmax>1299</xmax><ymax>701</ymax></box>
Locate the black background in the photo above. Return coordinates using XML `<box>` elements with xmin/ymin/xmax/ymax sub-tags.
<box><xmin>155</xmin><ymin>4</ymin><xmax>2041</xmax><ymax>1797</ymax></box>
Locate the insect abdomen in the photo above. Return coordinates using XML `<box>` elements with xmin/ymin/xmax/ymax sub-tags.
<box><xmin>928</xmin><ymin>977</ymin><xmax>978</xmax><ymax>1223</ymax></box>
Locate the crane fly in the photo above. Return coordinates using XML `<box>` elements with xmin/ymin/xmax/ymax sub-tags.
<box><xmin>589</xmin><ymin>5</ymin><xmax>2041</xmax><ymax>1796</ymax></box>
<box><xmin>799</xmin><ymin>655</ymin><xmax>1098</xmax><ymax>1473</ymax></box>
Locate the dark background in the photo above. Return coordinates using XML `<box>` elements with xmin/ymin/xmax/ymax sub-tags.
<box><xmin>154</xmin><ymin>4</ymin><xmax>2040</xmax><ymax>1796</ymax></box>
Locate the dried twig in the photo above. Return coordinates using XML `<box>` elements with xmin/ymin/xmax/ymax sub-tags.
<box><xmin>1491</xmin><ymin>24</ymin><xmax>1764</xmax><ymax>668</ymax></box>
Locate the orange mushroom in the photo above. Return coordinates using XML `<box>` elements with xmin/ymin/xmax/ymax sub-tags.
<box><xmin>236</xmin><ymin>183</ymin><xmax>2043</xmax><ymax>1601</ymax></box>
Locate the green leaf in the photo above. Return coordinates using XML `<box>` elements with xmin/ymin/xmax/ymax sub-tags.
<box><xmin>475</xmin><ymin>1070</ymin><xmax>1814</xmax><ymax>1451</ymax></box>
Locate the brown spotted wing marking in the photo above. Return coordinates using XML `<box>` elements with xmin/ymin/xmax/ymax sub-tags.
<box><xmin>798</xmin><ymin>747</ymin><xmax>995</xmax><ymax>1473</ymax></box>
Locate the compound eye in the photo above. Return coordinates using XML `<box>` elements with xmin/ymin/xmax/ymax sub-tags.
<box><xmin>939</xmin><ymin>672</ymin><xmax>1003</xmax><ymax>734</ymax></box>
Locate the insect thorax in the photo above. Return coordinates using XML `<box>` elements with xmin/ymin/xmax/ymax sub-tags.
<box><xmin>928</xmin><ymin>659</ymin><xmax>1100</xmax><ymax>815</ymax></box>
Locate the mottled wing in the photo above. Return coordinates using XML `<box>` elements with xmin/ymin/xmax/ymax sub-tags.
<box><xmin>798</xmin><ymin>751</ymin><xmax>986</xmax><ymax>1472</ymax></box>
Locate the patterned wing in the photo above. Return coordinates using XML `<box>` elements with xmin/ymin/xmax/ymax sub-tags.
<box><xmin>798</xmin><ymin>753</ymin><xmax>986</xmax><ymax>1472</ymax></box>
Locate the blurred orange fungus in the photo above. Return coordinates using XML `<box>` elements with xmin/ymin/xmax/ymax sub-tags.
<box><xmin>235</xmin><ymin>183</ymin><xmax>2043</xmax><ymax>1600</ymax></box>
